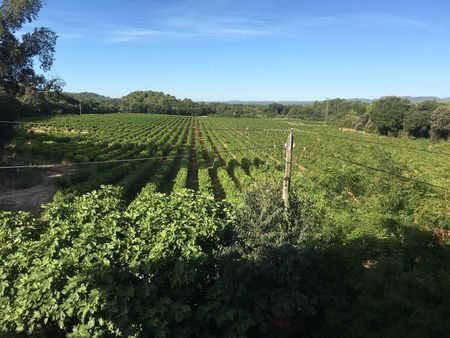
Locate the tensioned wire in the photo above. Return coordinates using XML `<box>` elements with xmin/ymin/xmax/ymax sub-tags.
<box><xmin>0</xmin><ymin>145</ymin><xmax>282</xmax><ymax>170</ymax></box>
<box><xmin>1</xmin><ymin>121</ymin><xmax>448</xmax><ymax>191</ymax></box>
<box><xmin>2</xmin><ymin>120</ymin><xmax>449</xmax><ymax>156</ymax></box>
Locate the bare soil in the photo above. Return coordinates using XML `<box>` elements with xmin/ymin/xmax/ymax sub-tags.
<box><xmin>200</xmin><ymin>122</ymin><xmax>242</xmax><ymax>191</ymax></box>
<box><xmin>197</xmin><ymin>122</ymin><xmax>226</xmax><ymax>200</ymax></box>
<box><xmin>186</xmin><ymin>119</ymin><xmax>199</xmax><ymax>191</ymax></box>
<box><xmin>0</xmin><ymin>168</ymin><xmax>70</xmax><ymax>215</ymax></box>
<box><xmin>164</xmin><ymin>119</ymin><xmax>191</xmax><ymax>193</ymax></box>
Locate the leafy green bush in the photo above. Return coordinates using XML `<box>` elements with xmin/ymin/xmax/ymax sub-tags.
<box><xmin>0</xmin><ymin>185</ymin><xmax>231</xmax><ymax>337</ymax></box>
<box><xmin>1</xmin><ymin>181</ymin><xmax>450</xmax><ymax>337</ymax></box>
<box><xmin>431</xmin><ymin>105</ymin><xmax>450</xmax><ymax>140</ymax></box>
<box><xmin>208</xmin><ymin>181</ymin><xmax>325</xmax><ymax>337</ymax></box>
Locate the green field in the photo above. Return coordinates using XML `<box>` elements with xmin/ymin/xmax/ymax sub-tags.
<box><xmin>1</xmin><ymin>114</ymin><xmax>450</xmax><ymax>337</ymax></box>
<box><xmin>5</xmin><ymin>114</ymin><xmax>450</xmax><ymax>230</ymax></box>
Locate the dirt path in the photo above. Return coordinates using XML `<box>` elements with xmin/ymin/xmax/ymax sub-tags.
<box><xmin>197</xmin><ymin>122</ymin><xmax>226</xmax><ymax>200</ymax></box>
<box><xmin>164</xmin><ymin>118</ymin><xmax>191</xmax><ymax>193</ymax></box>
<box><xmin>186</xmin><ymin>119</ymin><xmax>199</xmax><ymax>191</ymax></box>
<box><xmin>0</xmin><ymin>168</ymin><xmax>69</xmax><ymax>215</ymax></box>
<box><xmin>200</xmin><ymin>122</ymin><xmax>242</xmax><ymax>191</ymax></box>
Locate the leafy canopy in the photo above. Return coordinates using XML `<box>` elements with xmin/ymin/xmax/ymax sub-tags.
<box><xmin>431</xmin><ymin>104</ymin><xmax>450</xmax><ymax>139</ymax></box>
<box><xmin>0</xmin><ymin>0</ymin><xmax>59</xmax><ymax>93</ymax></box>
<box><xmin>369</xmin><ymin>96</ymin><xmax>411</xmax><ymax>135</ymax></box>
<box><xmin>403</xmin><ymin>101</ymin><xmax>438</xmax><ymax>138</ymax></box>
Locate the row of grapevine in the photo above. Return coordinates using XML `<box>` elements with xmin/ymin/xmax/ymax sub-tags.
<box><xmin>58</xmin><ymin>117</ymin><xmax>188</xmax><ymax>196</ymax></box>
<box><xmin>6</xmin><ymin>114</ymin><xmax>450</xmax><ymax>215</ymax></box>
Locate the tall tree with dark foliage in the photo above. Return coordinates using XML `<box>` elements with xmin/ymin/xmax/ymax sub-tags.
<box><xmin>0</xmin><ymin>0</ymin><xmax>61</xmax><ymax>123</ymax></box>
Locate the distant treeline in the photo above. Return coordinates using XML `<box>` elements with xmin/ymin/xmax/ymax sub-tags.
<box><xmin>218</xmin><ymin>97</ymin><xmax>450</xmax><ymax>141</ymax></box>
<box><xmin>1</xmin><ymin>89</ymin><xmax>449</xmax><ymax>141</ymax></box>
<box><xmin>276</xmin><ymin>97</ymin><xmax>450</xmax><ymax>140</ymax></box>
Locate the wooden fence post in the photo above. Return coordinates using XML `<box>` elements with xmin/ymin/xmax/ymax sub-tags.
<box><xmin>283</xmin><ymin>129</ymin><xmax>294</xmax><ymax>208</ymax></box>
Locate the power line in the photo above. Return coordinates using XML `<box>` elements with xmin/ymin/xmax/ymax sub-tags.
<box><xmin>2</xmin><ymin>119</ymin><xmax>449</xmax><ymax>156</ymax></box>
<box><xmin>198</xmin><ymin>127</ymin><xmax>288</xmax><ymax>132</ymax></box>
<box><xmin>0</xmin><ymin>119</ymin><xmax>183</xmax><ymax>128</ymax></box>
<box><xmin>208</xmin><ymin>127</ymin><xmax>450</xmax><ymax>157</ymax></box>
<box><xmin>0</xmin><ymin>145</ymin><xmax>281</xmax><ymax>170</ymax></box>
<box><xmin>0</xmin><ymin>120</ymin><xmax>289</xmax><ymax>133</ymax></box>
<box><xmin>0</xmin><ymin>120</ymin><xmax>61</xmax><ymax>126</ymax></box>
<box><xmin>296</xmin><ymin>128</ymin><xmax>450</xmax><ymax>157</ymax></box>
<box><xmin>299</xmin><ymin>147</ymin><xmax>448</xmax><ymax>192</ymax></box>
<box><xmin>332</xmin><ymin>155</ymin><xmax>447</xmax><ymax>191</ymax></box>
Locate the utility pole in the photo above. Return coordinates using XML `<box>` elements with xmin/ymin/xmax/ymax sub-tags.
<box><xmin>325</xmin><ymin>98</ymin><xmax>330</xmax><ymax>123</ymax></box>
<box><xmin>79</xmin><ymin>101</ymin><xmax>82</xmax><ymax>115</ymax></box>
<box><xmin>283</xmin><ymin>128</ymin><xmax>294</xmax><ymax>208</ymax></box>
<box><xmin>129</xmin><ymin>101</ymin><xmax>132</xmax><ymax>113</ymax></box>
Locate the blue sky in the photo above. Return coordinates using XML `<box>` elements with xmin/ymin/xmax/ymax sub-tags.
<box><xmin>23</xmin><ymin>0</ymin><xmax>450</xmax><ymax>101</ymax></box>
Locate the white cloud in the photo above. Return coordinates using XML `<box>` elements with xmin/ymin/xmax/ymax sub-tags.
<box><xmin>103</xmin><ymin>12</ymin><xmax>281</xmax><ymax>43</ymax></box>
<box><xmin>291</xmin><ymin>13</ymin><xmax>431</xmax><ymax>30</ymax></box>
<box><xmin>34</xmin><ymin>3</ymin><xmax>433</xmax><ymax>44</ymax></box>
<box><xmin>345</xmin><ymin>13</ymin><xmax>431</xmax><ymax>29</ymax></box>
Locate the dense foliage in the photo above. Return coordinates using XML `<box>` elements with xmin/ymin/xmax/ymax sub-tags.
<box><xmin>0</xmin><ymin>0</ymin><xmax>63</xmax><ymax>121</ymax></box>
<box><xmin>0</xmin><ymin>0</ymin><xmax>57</xmax><ymax>92</ymax></box>
<box><xmin>368</xmin><ymin>96</ymin><xmax>411</xmax><ymax>135</ymax></box>
<box><xmin>1</xmin><ymin>181</ymin><xmax>450</xmax><ymax>337</ymax></box>
<box><xmin>0</xmin><ymin>185</ymin><xmax>232</xmax><ymax>337</ymax></box>
<box><xmin>431</xmin><ymin>105</ymin><xmax>450</xmax><ymax>139</ymax></box>
<box><xmin>403</xmin><ymin>101</ymin><xmax>438</xmax><ymax>138</ymax></box>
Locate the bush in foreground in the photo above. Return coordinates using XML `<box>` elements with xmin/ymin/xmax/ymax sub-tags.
<box><xmin>0</xmin><ymin>186</ymin><xmax>231</xmax><ymax>337</ymax></box>
<box><xmin>1</xmin><ymin>184</ymin><xmax>450</xmax><ymax>337</ymax></box>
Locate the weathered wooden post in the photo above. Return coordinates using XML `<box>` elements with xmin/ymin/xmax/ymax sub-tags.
<box><xmin>283</xmin><ymin>128</ymin><xmax>294</xmax><ymax>208</ymax></box>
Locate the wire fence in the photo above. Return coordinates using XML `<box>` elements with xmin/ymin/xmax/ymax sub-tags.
<box><xmin>1</xmin><ymin>119</ymin><xmax>449</xmax><ymax>197</ymax></box>
<box><xmin>299</xmin><ymin>147</ymin><xmax>447</xmax><ymax>192</ymax></box>
<box><xmin>295</xmin><ymin>128</ymin><xmax>450</xmax><ymax>157</ymax></box>
<box><xmin>0</xmin><ymin>145</ymin><xmax>281</xmax><ymax>170</ymax></box>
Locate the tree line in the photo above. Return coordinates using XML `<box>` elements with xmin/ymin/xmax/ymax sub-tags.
<box><xmin>271</xmin><ymin>97</ymin><xmax>450</xmax><ymax>140</ymax></box>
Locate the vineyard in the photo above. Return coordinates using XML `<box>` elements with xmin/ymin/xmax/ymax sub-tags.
<box><xmin>1</xmin><ymin>114</ymin><xmax>450</xmax><ymax>337</ymax></box>
<box><xmin>2</xmin><ymin>114</ymin><xmax>449</xmax><ymax>222</ymax></box>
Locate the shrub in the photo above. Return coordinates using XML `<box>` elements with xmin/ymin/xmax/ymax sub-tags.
<box><xmin>0</xmin><ymin>185</ymin><xmax>231</xmax><ymax>337</ymax></box>
<box><xmin>431</xmin><ymin>105</ymin><xmax>450</xmax><ymax>140</ymax></box>
<box><xmin>209</xmin><ymin>181</ymin><xmax>324</xmax><ymax>337</ymax></box>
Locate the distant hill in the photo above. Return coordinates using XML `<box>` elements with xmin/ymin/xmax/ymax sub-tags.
<box><xmin>215</xmin><ymin>100</ymin><xmax>314</xmax><ymax>106</ymax></box>
<box><xmin>400</xmin><ymin>96</ymin><xmax>450</xmax><ymax>103</ymax></box>
<box><xmin>67</xmin><ymin>92</ymin><xmax>450</xmax><ymax>106</ymax></box>
<box><xmin>67</xmin><ymin>92</ymin><xmax>118</xmax><ymax>103</ymax></box>
<box><xmin>216</xmin><ymin>97</ymin><xmax>450</xmax><ymax>105</ymax></box>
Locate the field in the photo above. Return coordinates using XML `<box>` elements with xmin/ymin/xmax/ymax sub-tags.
<box><xmin>2</xmin><ymin>113</ymin><xmax>450</xmax><ymax>336</ymax></box>
<box><xmin>2</xmin><ymin>114</ymin><xmax>449</xmax><ymax>228</ymax></box>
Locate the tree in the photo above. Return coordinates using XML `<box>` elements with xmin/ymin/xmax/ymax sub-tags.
<box><xmin>431</xmin><ymin>105</ymin><xmax>450</xmax><ymax>140</ymax></box>
<box><xmin>266</xmin><ymin>103</ymin><xmax>286</xmax><ymax>116</ymax></box>
<box><xmin>369</xmin><ymin>97</ymin><xmax>411</xmax><ymax>136</ymax></box>
<box><xmin>1</xmin><ymin>0</ymin><xmax>58</xmax><ymax>91</ymax></box>
<box><xmin>403</xmin><ymin>101</ymin><xmax>438</xmax><ymax>138</ymax></box>
<box><xmin>0</xmin><ymin>0</ymin><xmax>61</xmax><ymax>123</ymax></box>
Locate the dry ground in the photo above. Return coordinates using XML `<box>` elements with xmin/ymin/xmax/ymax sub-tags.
<box><xmin>0</xmin><ymin>168</ymin><xmax>69</xmax><ymax>215</ymax></box>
